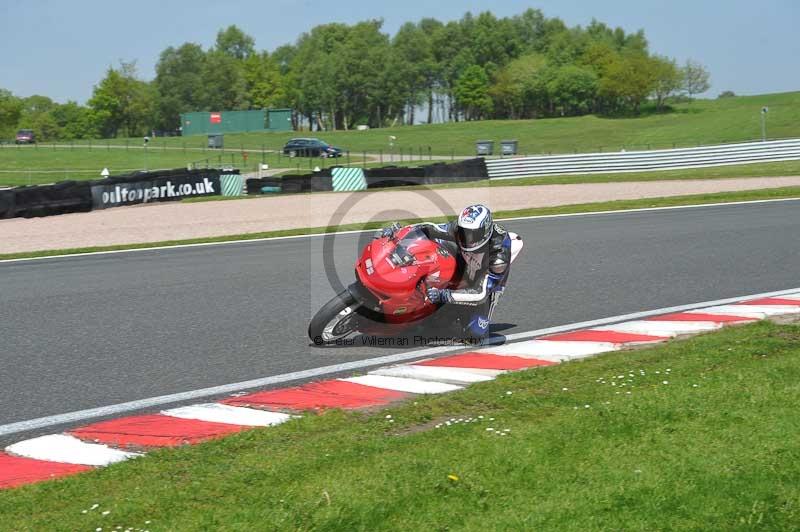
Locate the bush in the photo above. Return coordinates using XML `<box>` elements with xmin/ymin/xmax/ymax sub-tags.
<box><xmin>668</xmin><ymin>94</ymin><xmax>694</xmax><ymax>104</ymax></box>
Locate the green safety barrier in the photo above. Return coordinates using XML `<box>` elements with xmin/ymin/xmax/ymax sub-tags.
<box><xmin>332</xmin><ymin>167</ymin><xmax>367</xmax><ymax>192</ymax></box>
<box><xmin>220</xmin><ymin>174</ymin><xmax>244</xmax><ymax>196</ymax></box>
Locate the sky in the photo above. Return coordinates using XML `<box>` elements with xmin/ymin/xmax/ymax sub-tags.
<box><xmin>2</xmin><ymin>0</ymin><xmax>798</xmax><ymax>104</ymax></box>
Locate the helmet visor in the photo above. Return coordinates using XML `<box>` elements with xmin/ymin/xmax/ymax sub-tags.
<box><xmin>456</xmin><ymin>225</ymin><xmax>487</xmax><ymax>250</ymax></box>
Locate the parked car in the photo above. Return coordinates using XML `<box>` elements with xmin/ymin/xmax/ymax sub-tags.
<box><xmin>15</xmin><ymin>129</ymin><xmax>35</xmax><ymax>144</ymax></box>
<box><xmin>282</xmin><ymin>138</ymin><xmax>343</xmax><ymax>158</ymax></box>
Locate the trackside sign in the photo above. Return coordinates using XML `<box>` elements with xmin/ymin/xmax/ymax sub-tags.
<box><xmin>91</xmin><ymin>172</ymin><xmax>222</xmax><ymax>209</ymax></box>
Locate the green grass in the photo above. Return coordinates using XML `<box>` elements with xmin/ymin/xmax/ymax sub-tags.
<box><xmin>51</xmin><ymin>91</ymin><xmax>800</xmax><ymax>156</ymax></box>
<box><xmin>2</xmin><ymin>320</ymin><xmax>798</xmax><ymax>530</ymax></box>
<box><xmin>0</xmin><ymin>146</ymin><xmax>363</xmax><ymax>186</ymax></box>
<box><xmin>3</xmin><ymin>186</ymin><xmax>799</xmax><ymax>261</ymax></box>
<box><xmin>3</xmin><ymin>91</ymin><xmax>799</xmax><ymax>186</ymax></box>
<box><xmin>0</xmin><ymin>147</ymin><xmax>202</xmax><ymax>186</ymax></box>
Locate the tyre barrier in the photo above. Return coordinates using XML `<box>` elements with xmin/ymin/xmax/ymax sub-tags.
<box><xmin>0</xmin><ymin>168</ymin><xmax>239</xmax><ymax>220</ymax></box>
<box><xmin>0</xmin><ymin>181</ymin><xmax>93</xmax><ymax>219</ymax></box>
<box><xmin>245</xmin><ymin>158</ymin><xmax>489</xmax><ymax>195</ymax></box>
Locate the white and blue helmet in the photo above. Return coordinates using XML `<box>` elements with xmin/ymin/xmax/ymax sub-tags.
<box><xmin>456</xmin><ymin>204</ymin><xmax>493</xmax><ymax>251</ymax></box>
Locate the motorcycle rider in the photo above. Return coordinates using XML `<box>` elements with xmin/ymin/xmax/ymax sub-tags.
<box><xmin>377</xmin><ymin>204</ymin><xmax>517</xmax><ymax>339</ymax></box>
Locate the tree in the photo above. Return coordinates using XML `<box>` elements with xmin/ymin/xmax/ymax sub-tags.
<box><xmin>3</xmin><ymin>11</ymin><xmax>696</xmax><ymax>134</ymax></box>
<box><xmin>547</xmin><ymin>64</ymin><xmax>598</xmax><ymax>116</ymax></box>
<box><xmin>154</xmin><ymin>43</ymin><xmax>207</xmax><ymax>130</ymax></box>
<box><xmin>391</xmin><ymin>21</ymin><xmax>432</xmax><ymax>125</ymax></box>
<box><xmin>718</xmin><ymin>90</ymin><xmax>736</xmax><ymax>99</ymax></box>
<box><xmin>432</xmin><ymin>19</ymin><xmax>475</xmax><ymax>121</ymax></box>
<box><xmin>271</xmin><ymin>44</ymin><xmax>296</xmax><ymax>75</ymax></box>
<box><xmin>417</xmin><ymin>18</ymin><xmax>444</xmax><ymax>123</ymax></box>
<box><xmin>682</xmin><ymin>59</ymin><xmax>711</xmax><ymax>98</ymax></box>
<box><xmin>215</xmin><ymin>25</ymin><xmax>255</xmax><ymax>60</ymax></box>
<box><xmin>290</xmin><ymin>23</ymin><xmax>349</xmax><ymax>130</ymax></box>
<box><xmin>469</xmin><ymin>11</ymin><xmax>521</xmax><ymax>72</ymax></box>
<box><xmin>243</xmin><ymin>52</ymin><xmax>287</xmax><ymax>109</ymax></box>
<box><xmin>545</xmin><ymin>27</ymin><xmax>590</xmax><ymax>66</ymax></box>
<box><xmin>51</xmin><ymin>101</ymin><xmax>101</xmax><ymax>139</ymax></box>
<box><xmin>455</xmin><ymin>65</ymin><xmax>493</xmax><ymax>120</ymax></box>
<box><xmin>17</xmin><ymin>95</ymin><xmax>61</xmax><ymax>140</ymax></box>
<box><xmin>651</xmin><ymin>55</ymin><xmax>682</xmax><ymax>110</ymax></box>
<box><xmin>0</xmin><ymin>89</ymin><xmax>22</xmax><ymax>139</ymax></box>
<box><xmin>490</xmin><ymin>66</ymin><xmax>522</xmax><ymax>119</ymax></box>
<box><xmin>490</xmin><ymin>53</ymin><xmax>547</xmax><ymax>118</ymax></box>
<box><xmin>337</xmin><ymin>20</ymin><xmax>390</xmax><ymax>129</ymax></box>
<box><xmin>20</xmin><ymin>110</ymin><xmax>61</xmax><ymax>140</ymax></box>
<box><xmin>510</xmin><ymin>8</ymin><xmax>548</xmax><ymax>52</ymax></box>
<box><xmin>289</xmin><ymin>20</ymin><xmax>390</xmax><ymax>130</ymax></box>
<box><xmin>21</xmin><ymin>95</ymin><xmax>56</xmax><ymax>116</ymax></box>
<box><xmin>200</xmin><ymin>51</ymin><xmax>249</xmax><ymax>112</ymax></box>
<box><xmin>598</xmin><ymin>52</ymin><xmax>657</xmax><ymax>113</ymax></box>
<box><xmin>89</xmin><ymin>61</ymin><xmax>155</xmax><ymax>137</ymax></box>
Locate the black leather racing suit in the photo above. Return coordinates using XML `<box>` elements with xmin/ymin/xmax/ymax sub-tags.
<box><xmin>414</xmin><ymin>221</ymin><xmax>513</xmax><ymax>322</ymax></box>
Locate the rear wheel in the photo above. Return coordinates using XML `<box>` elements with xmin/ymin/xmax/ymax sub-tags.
<box><xmin>308</xmin><ymin>290</ymin><xmax>360</xmax><ymax>345</ymax></box>
<box><xmin>288</xmin><ymin>150</ymin><xmax>297</xmax><ymax>158</ymax></box>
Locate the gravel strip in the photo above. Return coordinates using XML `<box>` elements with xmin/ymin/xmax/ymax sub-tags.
<box><xmin>2</xmin><ymin>176</ymin><xmax>800</xmax><ymax>254</ymax></box>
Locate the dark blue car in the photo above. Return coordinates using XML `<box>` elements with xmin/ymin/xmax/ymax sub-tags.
<box><xmin>282</xmin><ymin>138</ymin><xmax>343</xmax><ymax>158</ymax></box>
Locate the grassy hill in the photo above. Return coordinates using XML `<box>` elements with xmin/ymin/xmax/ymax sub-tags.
<box><xmin>113</xmin><ymin>91</ymin><xmax>800</xmax><ymax>155</ymax></box>
<box><xmin>2</xmin><ymin>91</ymin><xmax>799</xmax><ymax>186</ymax></box>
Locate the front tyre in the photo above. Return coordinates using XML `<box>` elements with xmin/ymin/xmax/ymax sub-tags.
<box><xmin>308</xmin><ymin>290</ymin><xmax>360</xmax><ymax>345</ymax></box>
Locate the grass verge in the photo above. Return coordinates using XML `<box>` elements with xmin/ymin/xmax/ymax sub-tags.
<box><xmin>421</xmin><ymin>160</ymin><xmax>800</xmax><ymax>190</ymax></box>
<box><xmin>2</xmin><ymin>186</ymin><xmax>799</xmax><ymax>262</ymax></box>
<box><xmin>0</xmin><ymin>147</ymin><xmax>367</xmax><ymax>186</ymax></box>
<box><xmin>29</xmin><ymin>91</ymin><xmax>800</xmax><ymax>156</ymax></box>
<box><xmin>1</xmin><ymin>320</ymin><xmax>798</xmax><ymax>529</ymax></box>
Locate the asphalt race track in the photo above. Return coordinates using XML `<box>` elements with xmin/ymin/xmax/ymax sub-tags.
<box><xmin>2</xmin><ymin>199</ymin><xmax>799</xmax><ymax>436</ymax></box>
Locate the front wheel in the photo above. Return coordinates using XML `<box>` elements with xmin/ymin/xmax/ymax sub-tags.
<box><xmin>308</xmin><ymin>290</ymin><xmax>361</xmax><ymax>345</ymax></box>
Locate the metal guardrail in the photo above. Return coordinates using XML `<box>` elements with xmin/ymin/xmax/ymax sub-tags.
<box><xmin>486</xmin><ymin>139</ymin><xmax>800</xmax><ymax>180</ymax></box>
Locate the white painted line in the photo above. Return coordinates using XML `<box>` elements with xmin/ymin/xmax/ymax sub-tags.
<box><xmin>497</xmin><ymin>197</ymin><xmax>800</xmax><ymax>223</ymax></box>
<box><xmin>6</xmin><ymin>434</ymin><xmax>140</xmax><ymax>466</ymax></box>
<box><xmin>341</xmin><ymin>375</ymin><xmax>462</xmax><ymax>394</ymax></box>
<box><xmin>413</xmin><ymin>367</ymin><xmax>506</xmax><ymax>378</ymax></box>
<box><xmin>2</xmin><ymin>285</ymin><xmax>799</xmax><ymax>438</ymax></box>
<box><xmin>776</xmin><ymin>293</ymin><xmax>800</xmax><ymax>301</ymax></box>
<box><xmin>2</xmin><ymin>197</ymin><xmax>798</xmax><ymax>264</ymax></box>
<box><xmin>369</xmin><ymin>365</ymin><xmax>499</xmax><ymax>385</ymax></box>
<box><xmin>161</xmin><ymin>404</ymin><xmax>292</xmax><ymax>427</ymax></box>
<box><xmin>592</xmin><ymin>320</ymin><xmax>722</xmax><ymax>337</ymax></box>
<box><xmin>480</xmin><ymin>340</ymin><xmax>618</xmax><ymax>361</ymax></box>
<box><xmin>700</xmin><ymin>305</ymin><xmax>800</xmax><ymax>318</ymax></box>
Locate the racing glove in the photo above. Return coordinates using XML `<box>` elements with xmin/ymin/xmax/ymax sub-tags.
<box><xmin>426</xmin><ymin>287</ymin><xmax>453</xmax><ymax>304</ymax></box>
<box><xmin>374</xmin><ymin>221</ymin><xmax>402</xmax><ymax>240</ymax></box>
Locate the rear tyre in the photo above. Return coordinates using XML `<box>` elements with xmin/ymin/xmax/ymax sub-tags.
<box><xmin>308</xmin><ymin>290</ymin><xmax>360</xmax><ymax>346</ymax></box>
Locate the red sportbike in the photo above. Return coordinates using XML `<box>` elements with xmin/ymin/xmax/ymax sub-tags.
<box><xmin>308</xmin><ymin>225</ymin><xmax>456</xmax><ymax>345</ymax></box>
<box><xmin>308</xmin><ymin>225</ymin><xmax>522</xmax><ymax>345</ymax></box>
